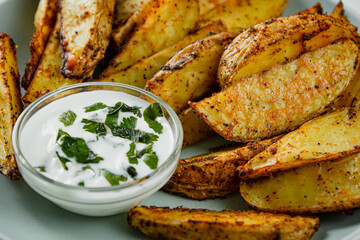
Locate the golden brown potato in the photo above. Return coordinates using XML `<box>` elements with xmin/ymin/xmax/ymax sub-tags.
<box><xmin>146</xmin><ymin>32</ymin><xmax>236</xmax><ymax>114</ymax></box>
<box><xmin>113</xmin><ymin>0</ymin><xmax>148</xmax><ymax>28</ymax></box>
<box><xmin>111</xmin><ymin>0</ymin><xmax>155</xmax><ymax>50</ymax></box>
<box><xmin>331</xmin><ymin>1</ymin><xmax>348</xmax><ymax>22</ymax></box>
<box><xmin>163</xmin><ymin>136</ymin><xmax>281</xmax><ymax>200</ymax></box>
<box><xmin>128</xmin><ymin>206</ymin><xmax>319</xmax><ymax>240</ymax></box>
<box><xmin>240</xmin><ymin>152</ymin><xmax>360</xmax><ymax>214</ymax></box>
<box><xmin>333</xmin><ymin>70</ymin><xmax>360</xmax><ymax>108</ymax></box>
<box><xmin>59</xmin><ymin>0</ymin><xmax>116</xmax><ymax>78</ymax></box>
<box><xmin>218</xmin><ymin>14</ymin><xmax>360</xmax><ymax>89</ymax></box>
<box><xmin>23</xmin><ymin>15</ymin><xmax>84</xmax><ymax>106</ymax></box>
<box><xmin>191</xmin><ymin>39</ymin><xmax>359</xmax><ymax>142</ymax></box>
<box><xmin>21</xmin><ymin>0</ymin><xmax>58</xmax><ymax>89</ymax></box>
<box><xmin>297</xmin><ymin>3</ymin><xmax>322</xmax><ymax>15</ymax></box>
<box><xmin>98</xmin><ymin>20</ymin><xmax>227</xmax><ymax>88</ymax></box>
<box><xmin>179</xmin><ymin>107</ymin><xmax>215</xmax><ymax>148</ymax></box>
<box><xmin>102</xmin><ymin>0</ymin><xmax>199</xmax><ymax>75</ymax></box>
<box><xmin>0</xmin><ymin>33</ymin><xmax>23</xmax><ymax>180</ymax></box>
<box><xmin>239</xmin><ymin>107</ymin><xmax>360</xmax><ymax>180</ymax></box>
<box><xmin>199</xmin><ymin>0</ymin><xmax>288</xmax><ymax>32</ymax></box>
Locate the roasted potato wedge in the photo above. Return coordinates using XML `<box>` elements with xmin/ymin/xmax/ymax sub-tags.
<box><xmin>113</xmin><ymin>0</ymin><xmax>148</xmax><ymax>28</ymax></box>
<box><xmin>297</xmin><ymin>3</ymin><xmax>322</xmax><ymax>15</ymax></box>
<box><xmin>0</xmin><ymin>33</ymin><xmax>23</xmax><ymax>180</ymax></box>
<box><xmin>218</xmin><ymin>14</ymin><xmax>360</xmax><ymax>88</ymax></box>
<box><xmin>240</xmin><ymin>152</ymin><xmax>360</xmax><ymax>214</ymax></box>
<box><xmin>102</xmin><ymin>0</ymin><xmax>199</xmax><ymax>76</ymax></box>
<box><xmin>99</xmin><ymin>20</ymin><xmax>227</xmax><ymax>88</ymax></box>
<box><xmin>333</xmin><ymin>70</ymin><xmax>360</xmax><ymax>108</ymax></box>
<box><xmin>111</xmin><ymin>0</ymin><xmax>155</xmax><ymax>50</ymax></box>
<box><xmin>146</xmin><ymin>32</ymin><xmax>236</xmax><ymax>114</ymax></box>
<box><xmin>199</xmin><ymin>0</ymin><xmax>288</xmax><ymax>32</ymax></box>
<box><xmin>331</xmin><ymin>1</ymin><xmax>348</xmax><ymax>22</ymax></box>
<box><xmin>21</xmin><ymin>0</ymin><xmax>58</xmax><ymax>89</ymax></box>
<box><xmin>128</xmin><ymin>206</ymin><xmax>319</xmax><ymax>240</ymax></box>
<box><xmin>59</xmin><ymin>0</ymin><xmax>116</xmax><ymax>78</ymax></box>
<box><xmin>163</xmin><ymin>136</ymin><xmax>281</xmax><ymax>199</ymax></box>
<box><xmin>239</xmin><ymin>107</ymin><xmax>360</xmax><ymax>180</ymax></box>
<box><xmin>23</xmin><ymin>15</ymin><xmax>84</xmax><ymax>106</ymax></box>
<box><xmin>180</xmin><ymin>107</ymin><xmax>215</xmax><ymax>148</ymax></box>
<box><xmin>191</xmin><ymin>39</ymin><xmax>359</xmax><ymax>142</ymax></box>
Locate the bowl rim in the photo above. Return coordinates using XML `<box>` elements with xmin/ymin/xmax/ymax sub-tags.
<box><xmin>13</xmin><ymin>82</ymin><xmax>183</xmax><ymax>193</ymax></box>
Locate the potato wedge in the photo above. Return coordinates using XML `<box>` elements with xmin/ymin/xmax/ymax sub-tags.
<box><xmin>191</xmin><ymin>39</ymin><xmax>359</xmax><ymax>142</ymax></box>
<box><xmin>199</xmin><ymin>0</ymin><xmax>288</xmax><ymax>32</ymax></box>
<box><xmin>128</xmin><ymin>206</ymin><xmax>319</xmax><ymax>240</ymax></box>
<box><xmin>21</xmin><ymin>0</ymin><xmax>58</xmax><ymax>89</ymax></box>
<box><xmin>146</xmin><ymin>32</ymin><xmax>236</xmax><ymax>114</ymax></box>
<box><xmin>113</xmin><ymin>0</ymin><xmax>148</xmax><ymax>28</ymax></box>
<box><xmin>297</xmin><ymin>3</ymin><xmax>322</xmax><ymax>15</ymax></box>
<box><xmin>23</xmin><ymin>15</ymin><xmax>84</xmax><ymax>106</ymax></box>
<box><xmin>333</xmin><ymin>70</ymin><xmax>360</xmax><ymax>108</ymax></box>
<box><xmin>239</xmin><ymin>107</ymin><xmax>360</xmax><ymax>180</ymax></box>
<box><xmin>218</xmin><ymin>14</ymin><xmax>360</xmax><ymax>88</ymax></box>
<box><xmin>240</xmin><ymin>152</ymin><xmax>360</xmax><ymax>214</ymax></box>
<box><xmin>0</xmin><ymin>33</ymin><xmax>23</xmax><ymax>180</ymax></box>
<box><xmin>111</xmin><ymin>0</ymin><xmax>155</xmax><ymax>50</ymax></box>
<box><xmin>331</xmin><ymin>1</ymin><xmax>348</xmax><ymax>22</ymax></box>
<box><xmin>102</xmin><ymin>0</ymin><xmax>199</xmax><ymax>76</ymax></box>
<box><xmin>59</xmin><ymin>0</ymin><xmax>116</xmax><ymax>78</ymax></box>
<box><xmin>99</xmin><ymin>20</ymin><xmax>227</xmax><ymax>88</ymax></box>
<box><xmin>180</xmin><ymin>107</ymin><xmax>215</xmax><ymax>148</ymax></box>
<box><xmin>163</xmin><ymin>136</ymin><xmax>281</xmax><ymax>199</ymax></box>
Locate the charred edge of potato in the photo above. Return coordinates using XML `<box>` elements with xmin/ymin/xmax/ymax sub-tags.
<box><xmin>297</xmin><ymin>2</ymin><xmax>323</xmax><ymax>15</ymax></box>
<box><xmin>128</xmin><ymin>206</ymin><xmax>320</xmax><ymax>240</ymax></box>
<box><xmin>331</xmin><ymin>1</ymin><xmax>348</xmax><ymax>22</ymax></box>
<box><xmin>163</xmin><ymin>136</ymin><xmax>281</xmax><ymax>200</ymax></box>
<box><xmin>21</xmin><ymin>0</ymin><xmax>58</xmax><ymax>89</ymax></box>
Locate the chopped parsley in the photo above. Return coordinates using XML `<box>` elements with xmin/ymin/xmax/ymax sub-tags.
<box><xmin>56</xmin><ymin>151</ymin><xmax>71</xmax><ymax>170</ymax></box>
<box><xmin>35</xmin><ymin>166</ymin><xmax>46</xmax><ymax>172</ymax></box>
<box><xmin>143</xmin><ymin>103</ymin><xmax>164</xmax><ymax>133</ymax></box>
<box><xmin>81</xmin><ymin>119</ymin><xmax>107</xmax><ymax>136</ymax></box>
<box><xmin>127</xmin><ymin>142</ymin><xmax>138</xmax><ymax>164</ymax></box>
<box><xmin>127</xmin><ymin>166</ymin><xmax>137</xmax><ymax>178</ymax></box>
<box><xmin>103</xmin><ymin>169</ymin><xmax>127</xmax><ymax>186</ymax></box>
<box><xmin>126</xmin><ymin>142</ymin><xmax>158</xmax><ymax>169</ymax></box>
<box><xmin>57</xmin><ymin>129</ymin><xmax>103</xmax><ymax>164</ymax></box>
<box><xmin>59</xmin><ymin>110</ymin><xmax>76</xmax><ymax>126</ymax></box>
<box><xmin>144</xmin><ymin>152</ymin><xmax>159</xmax><ymax>169</ymax></box>
<box><xmin>108</xmin><ymin>102</ymin><xmax>141</xmax><ymax>117</ymax></box>
<box><xmin>84</xmin><ymin>102</ymin><xmax>107</xmax><ymax>112</ymax></box>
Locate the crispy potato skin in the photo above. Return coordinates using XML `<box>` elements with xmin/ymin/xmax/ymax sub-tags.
<box><xmin>60</xmin><ymin>0</ymin><xmax>116</xmax><ymax>78</ymax></box>
<box><xmin>21</xmin><ymin>0</ymin><xmax>58</xmax><ymax>89</ymax></box>
<box><xmin>179</xmin><ymin>107</ymin><xmax>215</xmax><ymax>148</ymax></box>
<box><xmin>0</xmin><ymin>33</ymin><xmax>23</xmax><ymax>180</ymax></box>
<box><xmin>191</xmin><ymin>39</ymin><xmax>359</xmax><ymax>142</ymax></box>
<box><xmin>199</xmin><ymin>0</ymin><xmax>288</xmax><ymax>32</ymax></box>
<box><xmin>218</xmin><ymin>14</ymin><xmax>360</xmax><ymax>89</ymax></box>
<box><xmin>333</xmin><ymin>70</ymin><xmax>360</xmax><ymax>108</ymax></box>
<box><xmin>128</xmin><ymin>206</ymin><xmax>319</xmax><ymax>240</ymax></box>
<box><xmin>98</xmin><ymin>20</ymin><xmax>227</xmax><ymax>88</ymax></box>
<box><xmin>113</xmin><ymin>0</ymin><xmax>148</xmax><ymax>29</ymax></box>
<box><xmin>297</xmin><ymin>3</ymin><xmax>323</xmax><ymax>15</ymax></box>
<box><xmin>102</xmin><ymin>0</ymin><xmax>199</xmax><ymax>75</ymax></box>
<box><xmin>145</xmin><ymin>32</ymin><xmax>236</xmax><ymax>114</ymax></box>
<box><xmin>331</xmin><ymin>1</ymin><xmax>348</xmax><ymax>22</ymax></box>
<box><xmin>23</xmin><ymin>15</ymin><xmax>85</xmax><ymax>106</ymax></box>
<box><xmin>239</xmin><ymin>107</ymin><xmax>360</xmax><ymax>180</ymax></box>
<box><xmin>163</xmin><ymin>136</ymin><xmax>281</xmax><ymax>200</ymax></box>
<box><xmin>240</xmin><ymin>152</ymin><xmax>360</xmax><ymax>214</ymax></box>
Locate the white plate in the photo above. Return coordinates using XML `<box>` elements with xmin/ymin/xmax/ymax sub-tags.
<box><xmin>0</xmin><ymin>0</ymin><xmax>360</xmax><ymax>239</ymax></box>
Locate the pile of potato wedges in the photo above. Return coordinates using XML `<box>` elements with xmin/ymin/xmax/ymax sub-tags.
<box><xmin>1</xmin><ymin>0</ymin><xmax>360</xmax><ymax>239</ymax></box>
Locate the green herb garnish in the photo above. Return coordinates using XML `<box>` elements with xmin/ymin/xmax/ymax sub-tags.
<box><xmin>57</xmin><ymin>129</ymin><xmax>103</xmax><ymax>164</ymax></box>
<box><xmin>144</xmin><ymin>152</ymin><xmax>159</xmax><ymax>169</ymax></box>
<box><xmin>81</xmin><ymin>119</ymin><xmax>107</xmax><ymax>136</ymax></box>
<box><xmin>84</xmin><ymin>102</ymin><xmax>107</xmax><ymax>112</ymax></box>
<box><xmin>143</xmin><ymin>103</ymin><xmax>164</xmax><ymax>133</ymax></box>
<box><xmin>59</xmin><ymin>110</ymin><xmax>77</xmax><ymax>126</ymax></box>
<box><xmin>82</xmin><ymin>165</ymin><xmax>94</xmax><ymax>171</ymax></box>
<box><xmin>120</xmin><ymin>116</ymin><xmax>137</xmax><ymax>129</ymax></box>
<box><xmin>126</xmin><ymin>142</ymin><xmax>138</xmax><ymax>164</ymax></box>
<box><xmin>108</xmin><ymin>102</ymin><xmax>142</xmax><ymax>117</ymax></box>
<box><xmin>102</xmin><ymin>169</ymin><xmax>127</xmax><ymax>186</ymax></box>
<box><xmin>127</xmin><ymin>166</ymin><xmax>137</xmax><ymax>178</ymax></box>
<box><xmin>78</xmin><ymin>181</ymin><xmax>85</xmax><ymax>186</ymax></box>
<box><xmin>35</xmin><ymin>166</ymin><xmax>46</xmax><ymax>172</ymax></box>
<box><xmin>56</xmin><ymin>151</ymin><xmax>71</xmax><ymax>170</ymax></box>
<box><xmin>111</xmin><ymin>127</ymin><xmax>158</xmax><ymax>144</ymax></box>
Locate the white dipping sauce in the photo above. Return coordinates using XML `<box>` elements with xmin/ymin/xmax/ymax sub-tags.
<box><xmin>20</xmin><ymin>90</ymin><xmax>174</xmax><ymax>187</ymax></box>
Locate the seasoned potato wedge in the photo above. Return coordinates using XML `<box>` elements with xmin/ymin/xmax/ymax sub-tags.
<box><xmin>102</xmin><ymin>0</ymin><xmax>199</xmax><ymax>75</ymax></box>
<box><xmin>333</xmin><ymin>70</ymin><xmax>360</xmax><ymax>108</ymax></box>
<box><xmin>239</xmin><ymin>107</ymin><xmax>360</xmax><ymax>180</ymax></box>
<box><xmin>113</xmin><ymin>0</ymin><xmax>148</xmax><ymax>28</ymax></box>
<box><xmin>23</xmin><ymin>15</ymin><xmax>84</xmax><ymax>106</ymax></box>
<box><xmin>111</xmin><ymin>0</ymin><xmax>155</xmax><ymax>49</ymax></box>
<box><xmin>59</xmin><ymin>0</ymin><xmax>116</xmax><ymax>78</ymax></box>
<box><xmin>163</xmin><ymin>136</ymin><xmax>281</xmax><ymax>199</ymax></box>
<box><xmin>21</xmin><ymin>0</ymin><xmax>58</xmax><ymax>89</ymax></box>
<box><xmin>199</xmin><ymin>0</ymin><xmax>288</xmax><ymax>32</ymax></box>
<box><xmin>0</xmin><ymin>33</ymin><xmax>23</xmax><ymax>180</ymax></box>
<box><xmin>191</xmin><ymin>39</ymin><xmax>359</xmax><ymax>142</ymax></box>
<box><xmin>180</xmin><ymin>107</ymin><xmax>215</xmax><ymax>148</ymax></box>
<box><xmin>99</xmin><ymin>20</ymin><xmax>227</xmax><ymax>88</ymax></box>
<box><xmin>240</xmin><ymin>152</ymin><xmax>360</xmax><ymax>214</ymax></box>
<box><xmin>146</xmin><ymin>32</ymin><xmax>236</xmax><ymax>114</ymax></box>
<box><xmin>331</xmin><ymin>1</ymin><xmax>348</xmax><ymax>22</ymax></box>
<box><xmin>297</xmin><ymin>3</ymin><xmax>322</xmax><ymax>15</ymax></box>
<box><xmin>218</xmin><ymin>14</ymin><xmax>360</xmax><ymax>88</ymax></box>
<box><xmin>128</xmin><ymin>206</ymin><xmax>319</xmax><ymax>240</ymax></box>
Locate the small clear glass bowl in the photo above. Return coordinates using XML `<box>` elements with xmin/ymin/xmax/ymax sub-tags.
<box><xmin>12</xmin><ymin>82</ymin><xmax>183</xmax><ymax>216</ymax></box>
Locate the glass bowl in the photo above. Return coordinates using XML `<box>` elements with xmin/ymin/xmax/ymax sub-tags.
<box><xmin>12</xmin><ymin>82</ymin><xmax>183</xmax><ymax>216</ymax></box>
